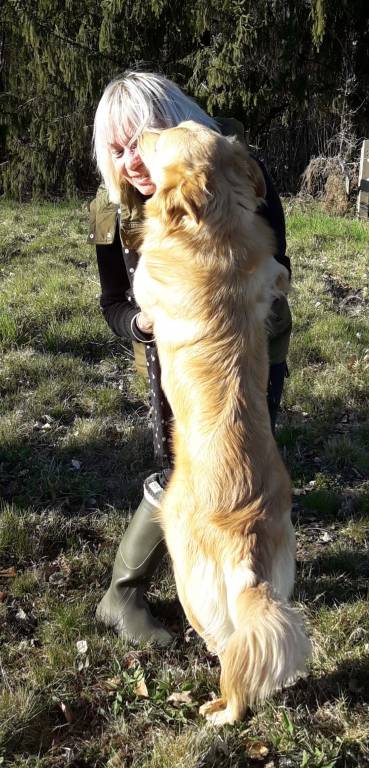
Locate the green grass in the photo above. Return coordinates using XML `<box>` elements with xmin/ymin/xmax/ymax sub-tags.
<box><xmin>1</xmin><ymin>199</ymin><xmax>369</xmax><ymax>766</ymax></box>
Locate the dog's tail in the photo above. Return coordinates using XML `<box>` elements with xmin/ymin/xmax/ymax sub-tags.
<box><xmin>220</xmin><ymin>582</ymin><xmax>310</xmax><ymax>719</ymax></box>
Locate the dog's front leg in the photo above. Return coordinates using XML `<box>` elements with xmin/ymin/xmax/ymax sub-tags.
<box><xmin>133</xmin><ymin>256</ymin><xmax>156</xmax><ymax>322</ymax></box>
<box><xmin>199</xmin><ymin>697</ymin><xmax>229</xmax><ymax>722</ymax></box>
<box><xmin>199</xmin><ymin>653</ymin><xmax>230</xmax><ymax>724</ymax></box>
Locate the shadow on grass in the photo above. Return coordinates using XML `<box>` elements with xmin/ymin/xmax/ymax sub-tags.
<box><xmin>296</xmin><ymin>548</ymin><xmax>369</xmax><ymax>606</ymax></box>
<box><xmin>0</xmin><ymin>424</ymin><xmax>156</xmax><ymax>516</ymax></box>
<box><xmin>293</xmin><ymin>493</ymin><xmax>368</xmax><ymax>531</ymax></box>
<box><xmin>13</xmin><ymin>325</ymin><xmax>122</xmax><ymax>362</ymax></box>
<box><xmin>286</xmin><ymin>655</ymin><xmax>369</xmax><ymax>711</ymax></box>
<box><xmin>278</xmin><ymin>417</ymin><xmax>369</xmax><ymax>485</ymax></box>
<box><xmin>1</xmin><ymin>696</ymin><xmax>105</xmax><ymax>763</ymax></box>
<box><xmin>278</xmin><ymin>661</ymin><xmax>369</xmax><ymax>768</ymax></box>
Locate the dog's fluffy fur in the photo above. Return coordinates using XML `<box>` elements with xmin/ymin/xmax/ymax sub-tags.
<box><xmin>134</xmin><ymin>121</ymin><xmax>311</xmax><ymax>724</ymax></box>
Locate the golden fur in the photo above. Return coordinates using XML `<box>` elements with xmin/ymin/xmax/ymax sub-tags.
<box><xmin>134</xmin><ymin>121</ymin><xmax>311</xmax><ymax>724</ymax></box>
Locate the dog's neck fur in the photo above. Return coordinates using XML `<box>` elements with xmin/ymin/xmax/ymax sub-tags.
<box><xmin>135</xmin><ymin>202</ymin><xmax>287</xmax><ymax>517</ymax></box>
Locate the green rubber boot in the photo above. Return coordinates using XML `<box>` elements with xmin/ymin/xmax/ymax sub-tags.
<box><xmin>96</xmin><ymin>486</ymin><xmax>172</xmax><ymax>647</ymax></box>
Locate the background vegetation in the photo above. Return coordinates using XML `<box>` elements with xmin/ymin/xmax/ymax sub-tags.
<box><xmin>1</xmin><ymin>2</ymin><xmax>369</xmax><ymax>764</ymax></box>
<box><xmin>1</xmin><ymin>0</ymin><xmax>369</xmax><ymax>198</ymax></box>
<box><xmin>0</xmin><ymin>199</ymin><xmax>368</xmax><ymax>766</ymax></box>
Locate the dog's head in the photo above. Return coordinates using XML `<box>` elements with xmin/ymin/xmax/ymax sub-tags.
<box><xmin>139</xmin><ymin>121</ymin><xmax>266</xmax><ymax>228</ymax></box>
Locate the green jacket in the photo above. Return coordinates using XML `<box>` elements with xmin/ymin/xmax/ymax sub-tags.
<box><xmin>88</xmin><ymin>121</ymin><xmax>292</xmax><ymax>366</ymax></box>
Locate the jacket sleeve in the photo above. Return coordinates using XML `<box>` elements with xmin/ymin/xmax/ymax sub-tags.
<box><xmin>256</xmin><ymin>158</ymin><xmax>291</xmax><ymax>277</ymax></box>
<box><xmin>96</xmin><ymin>225</ymin><xmax>153</xmax><ymax>343</ymax></box>
<box><xmin>253</xmin><ymin>159</ymin><xmax>292</xmax><ymax>364</ymax></box>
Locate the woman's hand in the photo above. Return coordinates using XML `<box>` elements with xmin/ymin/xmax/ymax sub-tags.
<box><xmin>136</xmin><ymin>311</ymin><xmax>154</xmax><ymax>334</ymax></box>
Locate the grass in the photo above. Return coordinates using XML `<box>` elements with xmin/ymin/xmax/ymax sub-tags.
<box><xmin>0</xmin><ymin>197</ymin><xmax>369</xmax><ymax>767</ymax></box>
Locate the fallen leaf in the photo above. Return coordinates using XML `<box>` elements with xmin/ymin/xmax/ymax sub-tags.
<box><xmin>76</xmin><ymin>639</ymin><xmax>88</xmax><ymax>654</ymax></box>
<box><xmin>134</xmin><ymin>676</ymin><xmax>149</xmax><ymax>698</ymax></box>
<box><xmin>125</xmin><ymin>653</ymin><xmax>140</xmax><ymax>669</ymax></box>
<box><xmin>0</xmin><ymin>592</ymin><xmax>8</xmax><ymax>602</ymax></box>
<box><xmin>0</xmin><ymin>567</ymin><xmax>17</xmax><ymax>578</ymax></box>
<box><xmin>71</xmin><ymin>459</ymin><xmax>81</xmax><ymax>470</ymax></box>
<box><xmin>48</xmin><ymin>571</ymin><xmax>65</xmax><ymax>585</ymax></box>
<box><xmin>249</xmin><ymin>743</ymin><xmax>269</xmax><ymax>760</ymax></box>
<box><xmin>33</xmin><ymin>420</ymin><xmax>52</xmax><ymax>430</ymax></box>
<box><xmin>320</xmin><ymin>531</ymin><xmax>333</xmax><ymax>543</ymax></box>
<box><xmin>167</xmin><ymin>691</ymin><xmax>193</xmax><ymax>706</ymax></box>
<box><xmin>15</xmin><ymin>608</ymin><xmax>28</xmax><ymax>622</ymax></box>
<box><xmin>117</xmin><ymin>654</ymin><xmax>148</xmax><ymax>696</ymax></box>
<box><xmin>104</xmin><ymin>676</ymin><xmax>121</xmax><ymax>691</ymax></box>
<box><xmin>241</xmin><ymin>736</ymin><xmax>270</xmax><ymax>761</ymax></box>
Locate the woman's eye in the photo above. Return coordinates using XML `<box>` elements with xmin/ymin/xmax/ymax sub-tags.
<box><xmin>111</xmin><ymin>141</ymin><xmax>137</xmax><ymax>159</ymax></box>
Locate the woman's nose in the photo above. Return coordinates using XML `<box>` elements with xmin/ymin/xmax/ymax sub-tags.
<box><xmin>125</xmin><ymin>147</ymin><xmax>142</xmax><ymax>171</ymax></box>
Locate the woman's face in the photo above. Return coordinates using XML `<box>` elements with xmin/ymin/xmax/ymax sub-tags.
<box><xmin>109</xmin><ymin>125</ymin><xmax>156</xmax><ymax>196</ymax></box>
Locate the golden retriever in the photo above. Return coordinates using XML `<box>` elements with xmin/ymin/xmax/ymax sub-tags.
<box><xmin>133</xmin><ymin>121</ymin><xmax>310</xmax><ymax>724</ymax></box>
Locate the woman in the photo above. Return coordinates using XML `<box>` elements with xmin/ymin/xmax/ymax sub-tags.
<box><xmin>89</xmin><ymin>71</ymin><xmax>292</xmax><ymax>646</ymax></box>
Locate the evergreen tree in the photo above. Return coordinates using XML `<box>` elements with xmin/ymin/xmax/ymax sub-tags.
<box><xmin>1</xmin><ymin>0</ymin><xmax>368</xmax><ymax>197</ymax></box>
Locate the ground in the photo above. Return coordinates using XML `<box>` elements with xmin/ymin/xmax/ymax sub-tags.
<box><xmin>0</xmin><ymin>199</ymin><xmax>368</xmax><ymax>767</ymax></box>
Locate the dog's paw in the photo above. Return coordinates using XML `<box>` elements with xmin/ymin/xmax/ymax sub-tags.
<box><xmin>199</xmin><ymin>697</ymin><xmax>235</xmax><ymax>725</ymax></box>
<box><xmin>199</xmin><ymin>697</ymin><xmax>224</xmax><ymax>717</ymax></box>
<box><xmin>199</xmin><ymin>698</ymin><xmax>236</xmax><ymax>725</ymax></box>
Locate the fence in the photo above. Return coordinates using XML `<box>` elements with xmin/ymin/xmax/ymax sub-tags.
<box><xmin>357</xmin><ymin>139</ymin><xmax>369</xmax><ymax>220</ymax></box>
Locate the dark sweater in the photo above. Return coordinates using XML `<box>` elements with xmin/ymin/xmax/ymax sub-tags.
<box><xmin>96</xmin><ymin>223</ymin><xmax>152</xmax><ymax>343</ymax></box>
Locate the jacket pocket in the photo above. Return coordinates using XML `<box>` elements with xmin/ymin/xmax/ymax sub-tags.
<box><xmin>87</xmin><ymin>188</ymin><xmax>118</xmax><ymax>245</ymax></box>
<box><xmin>120</xmin><ymin>220</ymin><xmax>144</xmax><ymax>251</ymax></box>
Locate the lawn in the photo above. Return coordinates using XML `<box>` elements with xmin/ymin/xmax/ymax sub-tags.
<box><xmin>0</xmin><ymin>198</ymin><xmax>369</xmax><ymax>767</ymax></box>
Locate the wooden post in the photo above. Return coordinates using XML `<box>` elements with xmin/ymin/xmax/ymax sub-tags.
<box><xmin>357</xmin><ymin>139</ymin><xmax>369</xmax><ymax>220</ymax></box>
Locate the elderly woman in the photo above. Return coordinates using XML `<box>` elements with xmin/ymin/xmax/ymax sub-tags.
<box><xmin>89</xmin><ymin>70</ymin><xmax>292</xmax><ymax>646</ymax></box>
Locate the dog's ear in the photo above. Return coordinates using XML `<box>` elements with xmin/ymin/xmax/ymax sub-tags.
<box><xmin>248</xmin><ymin>157</ymin><xmax>267</xmax><ymax>200</ymax></box>
<box><xmin>177</xmin><ymin>172</ymin><xmax>208</xmax><ymax>224</ymax></box>
<box><xmin>158</xmin><ymin>168</ymin><xmax>208</xmax><ymax>226</ymax></box>
<box><xmin>227</xmin><ymin>141</ymin><xmax>266</xmax><ymax>202</ymax></box>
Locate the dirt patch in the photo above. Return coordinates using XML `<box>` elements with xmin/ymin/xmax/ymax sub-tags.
<box><xmin>322</xmin><ymin>273</ymin><xmax>369</xmax><ymax>316</ymax></box>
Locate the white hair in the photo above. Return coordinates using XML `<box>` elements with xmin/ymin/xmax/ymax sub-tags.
<box><xmin>93</xmin><ymin>70</ymin><xmax>219</xmax><ymax>203</ymax></box>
